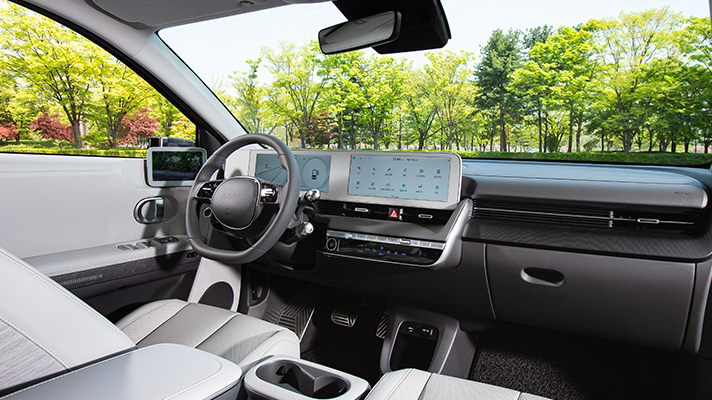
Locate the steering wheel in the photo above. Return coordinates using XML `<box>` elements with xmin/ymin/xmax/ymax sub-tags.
<box><xmin>186</xmin><ymin>134</ymin><xmax>300</xmax><ymax>264</ymax></box>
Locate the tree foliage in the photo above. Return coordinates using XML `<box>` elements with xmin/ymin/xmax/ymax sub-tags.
<box><xmin>1</xmin><ymin>0</ymin><xmax>711</xmax><ymax>159</ymax></box>
<box><xmin>30</xmin><ymin>112</ymin><xmax>73</xmax><ymax>142</ymax></box>
<box><xmin>475</xmin><ymin>29</ymin><xmax>523</xmax><ymax>151</ymax></box>
<box><xmin>211</xmin><ymin>8</ymin><xmax>710</xmax><ymax>157</ymax></box>
<box><xmin>119</xmin><ymin>107</ymin><xmax>159</xmax><ymax>146</ymax></box>
<box><xmin>0</xmin><ymin>1</ymin><xmax>192</xmax><ymax>152</ymax></box>
<box><xmin>0</xmin><ymin>122</ymin><xmax>17</xmax><ymax>140</ymax></box>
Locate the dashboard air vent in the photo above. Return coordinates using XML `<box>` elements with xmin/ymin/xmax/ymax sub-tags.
<box><xmin>314</xmin><ymin>200</ymin><xmax>452</xmax><ymax>225</ymax></box>
<box><xmin>471</xmin><ymin>200</ymin><xmax>703</xmax><ymax>234</ymax></box>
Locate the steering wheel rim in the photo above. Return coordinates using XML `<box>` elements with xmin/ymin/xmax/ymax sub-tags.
<box><xmin>186</xmin><ymin>134</ymin><xmax>300</xmax><ymax>264</ymax></box>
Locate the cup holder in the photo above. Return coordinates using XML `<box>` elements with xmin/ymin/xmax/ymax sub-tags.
<box><xmin>256</xmin><ymin>361</ymin><xmax>349</xmax><ymax>399</ymax></box>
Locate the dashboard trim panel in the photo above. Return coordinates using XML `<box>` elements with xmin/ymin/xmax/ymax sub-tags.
<box><xmin>322</xmin><ymin>199</ymin><xmax>472</xmax><ymax>269</ymax></box>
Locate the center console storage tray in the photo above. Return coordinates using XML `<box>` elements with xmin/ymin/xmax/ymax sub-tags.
<box><xmin>245</xmin><ymin>356</ymin><xmax>370</xmax><ymax>400</ymax></box>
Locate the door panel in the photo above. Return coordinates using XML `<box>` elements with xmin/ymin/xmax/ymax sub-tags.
<box><xmin>0</xmin><ymin>152</ymin><xmax>197</xmax><ymax>314</ymax></box>
<box><xmin>0</xmin><ymin>153</ymin><xmax>189</xmax><ymax>258</ymax></box>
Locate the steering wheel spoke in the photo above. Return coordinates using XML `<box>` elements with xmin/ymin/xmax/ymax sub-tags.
<box><xmin>195</xmin><ymin>180</ymin><xmax>224</xmax><ymax>200</ymax></box>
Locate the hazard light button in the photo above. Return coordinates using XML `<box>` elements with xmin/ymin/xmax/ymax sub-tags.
<box><xmin>388</xmin><ymin>208</ymin><xmax>403</xmax><ymax>221</ymax></box>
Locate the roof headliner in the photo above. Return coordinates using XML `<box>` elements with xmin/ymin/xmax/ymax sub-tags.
<box><xmin>89</xmin><ymin>0</ymin><xmax>330</xmax><ymax>30</ymax></box>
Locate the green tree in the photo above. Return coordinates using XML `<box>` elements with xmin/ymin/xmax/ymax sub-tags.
<box><xmin>0</xmin><ymin>3</ymin><xmax>101</xmax><ymax>149</ymax></box>
<box><xmin>263</xmin><ymin>41</ymin><xmax>326</xmax><ymax>148</ymax></box>
<box><xmin>519</xmin><ymin>25</ymin><xmax>554</xmax><ymax>152</ymax></box>
<box><xmin>321</xmin><ymin>51</ymin><xmax>367</xmax><ymax>149</ymax></box>
<box><xmin>151</xmin><ymin>94</ymin><xmax>181</xmax><ymax>137</ymax></box>
<box><xmin>591</xmin><ymin>8</ymin><xmax>685</xmax><ymax>152</ymax></box>
<box><xmin>93</xmin><ymin>54</ymin><xmax>152</xmax><ymax>147</ymax></box>
<box><xmin>420</xmin><ymin>50</ymin><xmax>474</xmax><ymax>150</ymax></box>
<box><xmin>682</xmin><ymin>17</ymin><xmax>712</xmax><ymax>75</ymax></box>
<box><xmin>475</xmin><ymin>29</ymin><xmax>523</xmax><ymax>151</ymax></box>
<box><xmin>229</xmin><ymin>59</ymin><xmax>265</xmax><ymax>133</ymax></box>
<box><xmin>402</xmin><ymin>69</ymin><xmax>439</xmax><ymax>150</ymax></box>
<box><xmin>530</xmin><ymin>25</ymin><xmax>598</xmax><ymax>152</ymax></box>
<box><xmin>358</xmin><ymin>56</ymin><xmax>409</xmax><ymax>149</ymax></box>
<box><xmin>0</xmin><ymin>81</ymin><xmax>42</xmax><ymax>144</ymax></box>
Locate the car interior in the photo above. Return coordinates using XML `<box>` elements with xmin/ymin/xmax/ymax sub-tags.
<box><xmin>1</xmin><ymin>0</ymin><xmax>712</xmax><ymax>399</ymax></box>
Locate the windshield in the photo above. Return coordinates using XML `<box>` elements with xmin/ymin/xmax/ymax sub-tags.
<box><xmin>160</xmin><ymin>0</ymin><xmax>712</xmax><ymax>166</ymax></box>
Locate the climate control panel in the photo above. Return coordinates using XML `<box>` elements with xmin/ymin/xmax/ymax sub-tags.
<box><xmin>324</xmin><ymin>230</ymin><xmax>444</xmax><ymax>265</ymax></box>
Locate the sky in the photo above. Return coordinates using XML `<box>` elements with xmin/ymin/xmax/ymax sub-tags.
<box><xmin>159</xmin><ymin>0</ymin><xmax>711</xmax><ymax>92</ymax></box>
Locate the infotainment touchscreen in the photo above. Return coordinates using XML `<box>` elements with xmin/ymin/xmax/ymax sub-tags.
<box><xmin>347</xmin><ymin>155</ymin><xmax>451</xmax><ymax>202</ymax></box>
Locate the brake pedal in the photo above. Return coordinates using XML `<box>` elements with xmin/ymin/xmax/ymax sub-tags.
<box><xmin>331</xmin><ymin>310</ymin><xmax>359</xmax><ymax>328</ymax></box>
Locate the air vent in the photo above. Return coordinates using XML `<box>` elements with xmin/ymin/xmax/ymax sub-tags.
<box><xmin>472</xmin><ymin>200</ymin><xmax>703</xmax><ymax>234</ymax></box>
<box><xmin>314</xmin><ymin>200</ymin><xmax>451</xmax><ymax>225</ymax></box>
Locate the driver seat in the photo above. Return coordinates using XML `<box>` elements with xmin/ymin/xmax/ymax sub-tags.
<box><xmin>0</xmin><ymin>245</ymin><xmax>299</xmax><ymax>394</ymax></box>
<box><xmin>115</xmin><ymin>299</ymin><xmax>300</xmax><ymax>371</ymax></box>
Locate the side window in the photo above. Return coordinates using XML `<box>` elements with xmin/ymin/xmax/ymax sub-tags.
<box><xmin>0</xmin><ymin>1</ymin><xmax>194</xmax><ymax>157</ymax></box>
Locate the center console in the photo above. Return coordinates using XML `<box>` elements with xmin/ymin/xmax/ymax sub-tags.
<box><xmin>244</xmin><ymin>356</ymin><xmax>370</xmax><ymax>400</ymax></box>
<box><xmin>2</xmin><ymin>344</ymin><xmax>242</xmax><ymax>400</ymax></box>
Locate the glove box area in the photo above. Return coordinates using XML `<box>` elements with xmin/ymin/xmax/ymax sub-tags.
<box><xmin>485</xmin><ymin>244</ymin><xmax>696</xmax><ymax>352</ymax></box>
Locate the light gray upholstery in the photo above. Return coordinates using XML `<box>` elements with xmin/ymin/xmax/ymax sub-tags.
<box><xmin>116</xmin><ymin>299</ymin><xmax>301</xmax><ymax>371</ymax></box>
<box><xmin>366</xmin><ymin>369</ymin><xmax>551</xmax><ymax>400</ymax></box>
<box><xmin>0</xmin><ymin>247</ymin><xmax>135</xmax><ymax>393</ymax></box>
<box><xmin>1</xmin><ymin>344</ymin><xmax>242</xmax><ymax>400</ymax></box>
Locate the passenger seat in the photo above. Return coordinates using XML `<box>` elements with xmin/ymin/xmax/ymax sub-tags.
<box><xmin>366</xmin><ymin>369</ymin><xmax>550</xmax><ymax>400</ymax></box>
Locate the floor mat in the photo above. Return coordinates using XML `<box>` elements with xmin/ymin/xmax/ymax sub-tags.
<box><xmin>470</xmin><ymin>323</ymin><xmax>677</xmax><ymax>400</ymax></box>
<box><xmin>299</xmin><ymin>289</ymin><xmax>386</xmax><ymax>386</ymax></box>
<box><xmin>259</xmin><ymin>283</ymin><xmax>320</xmax><ymax>341</ymax></box>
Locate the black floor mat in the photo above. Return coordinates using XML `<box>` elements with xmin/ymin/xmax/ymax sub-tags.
<box><xmin>299</xmin><ymin>289</ymin><xmax>386</xmax><ymax>386</ymax></box>
<box><xmin>470</xmin><ymin>323</ymin><xmax>679</xmax><ymax>400</ymax></box>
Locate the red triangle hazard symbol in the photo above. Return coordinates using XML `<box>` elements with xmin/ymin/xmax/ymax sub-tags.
<box><xmin>389</xmin><ymin>209</ymin><xmax>399</xmax><ymax>219</ymax></box>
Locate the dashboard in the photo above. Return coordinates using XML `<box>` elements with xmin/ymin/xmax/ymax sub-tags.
<box><xmin>230</xmin><ymin>148</ymin><xmax>712</xmax><ymax>356</ymax></box>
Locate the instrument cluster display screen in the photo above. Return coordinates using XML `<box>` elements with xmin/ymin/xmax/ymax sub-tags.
<box><xmin>347</xmin><ymin>155</ymin><xmax>451</xmax><ymax>202</ymax></box>
<box><xmin>254</xmin><ymin>153</ymin><xmax>331</xmax><ymax>193</ymax></box>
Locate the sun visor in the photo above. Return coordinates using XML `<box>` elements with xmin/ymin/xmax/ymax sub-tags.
<box><xmin>333</xmin><ymin>0</ymin><xmax>450</xmax><ymax>54</ymax></box>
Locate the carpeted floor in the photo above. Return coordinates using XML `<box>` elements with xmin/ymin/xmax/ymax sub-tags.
<box><xmin>469</xmin><ymin>323</ymin><xmax>679</xmax><ymax>400</ymax></box>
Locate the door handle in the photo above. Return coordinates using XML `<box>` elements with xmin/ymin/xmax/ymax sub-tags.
<box><xmin>520</xmin><ymin>267</ymin><xmax>565</xmax><ymax>287</ymax></box>
<box><xmin>134</xmin><ymin>197</ymin><xmax>164</xmax><ymax>224</ymax></box>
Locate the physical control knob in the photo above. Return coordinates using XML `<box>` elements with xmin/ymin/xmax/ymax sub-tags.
<box><xmin>325</xmin><ymin>237</ymin><xmax>338</xmax><ymax>251</ymax></box>
<box><xmin>299</xmin><ymin>189</ymin><xmax>321</xmax><ymax>206</ymax></box>
<box><xmin>297</xmin><ymin>221</ymin><xmax>314</xmax><ymax>237</ymax></box>
<box><xmin>283</xmin><ymin>222</ymin><xmax>314</xmax><ymax>244</ymax></box>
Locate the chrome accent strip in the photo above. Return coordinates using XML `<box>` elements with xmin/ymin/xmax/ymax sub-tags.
<box><xmin>473</xmin><ymin>206</ymin><xmax>694</xmax><ymax>226</ymax></box>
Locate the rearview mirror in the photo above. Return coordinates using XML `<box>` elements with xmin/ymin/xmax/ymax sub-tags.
<box><xmin>318</xmin><ymin>11</ymin><xmax>401</xmax><ymax>55</ymax></box>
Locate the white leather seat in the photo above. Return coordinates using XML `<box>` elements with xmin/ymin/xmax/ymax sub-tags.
<box><xmin>0</xmin><ymin>247</ymin><xmax>135</xmax><ymax>394</ymax></box>
<box><xmin>366</xmin><ymin>369</ymin><xmax>551</xmax><ymax>400</ymax></box>
<box><xmin>0</xmin><ymin>246</ymin><xmax>298</xmax><ymax>394</ymax></box>
<box><xmin>116</xmin><ymin>299</ymin><xmax>300</xmax><ymax>371</ymax></box>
